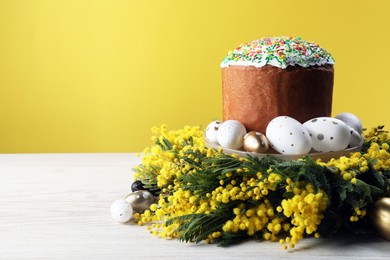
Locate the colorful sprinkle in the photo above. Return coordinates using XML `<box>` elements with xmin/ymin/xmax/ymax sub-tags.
<box><xmin>221</xmin><ymin>36</ymin><xmax>335</xmax><ymax>69</ymax></box>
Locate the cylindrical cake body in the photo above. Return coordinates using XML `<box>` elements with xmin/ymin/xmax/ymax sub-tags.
<box><xmin>222</xmin><ymin>64</ymin><xmax>334</xmax><ymax>133</ymax></box>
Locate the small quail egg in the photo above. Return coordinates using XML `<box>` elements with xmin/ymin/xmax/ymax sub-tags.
<box><xmin>348</xmin><ymin>126</ymin><xmax>363</xmax><ymax>148</ymax></box>
<box><xmin>111</xmin><ymin>199</ymin><xmax>133</xmax><ymax>223</ymax></box>
<box><xmin>205</xmin><ymin>120</ymin><xmax>222</xmax><ymax>144</ymax></box>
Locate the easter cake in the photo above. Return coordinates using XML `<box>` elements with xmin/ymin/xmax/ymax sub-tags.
<box><xmin>221</xmin><ymin>36</ymin><xmax>335</xmax><ymax>133</ymax></box>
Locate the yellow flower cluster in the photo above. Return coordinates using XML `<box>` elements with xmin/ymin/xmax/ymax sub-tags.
<box><xmin>321</xmin><ymin>141</ymin><xmax>390</xmax><ymax>178</ymax></box>
<box><xmin>138</xmin><ymin>187</ymin><xmax>212</xmax><ymax>239</ymax></box>
<box><xmin>364</xmin><ymin>142</ymin><xmax>390</xmax><ymax>171</ymax></box>
<box><xmin>363</xmin><ymin>126</ymin><xmax>390</xmax><ymax>172</ymax></box>
<box><xmin>214</xmin><ymin>170</ymin><xmax>328</xmax><ymax>249</ymax></box>
<box><xmin>134</xmin><ymin>125</ymin><xmax>214</xmax><ymax>188</ymax></box>
<box><xmin>364</xmin><ymin>126</ymin><xmax>389</xmax><ymax>143</ymax></box>
<box><xmin>133</xmin><ymin>125</ymin><xmax>216</xmax><ymax>237</ymax></box>
<box><xmin>316</xmin><ymin>126</ymin><xmax>390</xmax><ymax>223</ymax></box>
<box><xmin>280</xmin><ymin>183</ymin><xmax>328</xmax><ymax>249</ymax></box>
<box><xmin>217</xmin><ymin>171</ymin><xmax>287</xmax><ymax>239</ymax></box>
<box><xmin>132</xmin><ymin>125</ymin><xmax>389</xmax><ymax>250</ymax></box>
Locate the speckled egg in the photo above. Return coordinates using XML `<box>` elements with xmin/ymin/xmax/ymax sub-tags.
<box><xmin>303</xmin><ymin>117</ymin><xmax>351</xmax><ymax>152</ymax></box>
<box><xmin>335</xmin><ymin>112</ymin><xmax>363</xmax><ymax>134</ymax></box>
<box><xmin>348</xmin><ymin>126</ymin><xmax>363</xmax><ymax>148</ymax></box>
<box><xmin>217</xmin><ymin>120</ymin><xmax>247</xmax><ymax>150</ymax></box>
<box><xmin>266</xmin><ymin>116</ymin><xmax>312</xmax><ymax>155</ymax></box>
<box><xmin>205</xmin><ymin>120</ymin><xmax>222</xmax><ymax>144</ymax></box>
<box><xmin>110</xmin><ymin>199</ymin><xmax>133</xmax><ymax>223</ymax></box>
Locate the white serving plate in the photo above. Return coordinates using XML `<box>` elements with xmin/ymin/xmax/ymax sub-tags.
<box><xmin>204</xmin><ymin>133</ymin><xmax>363</xmax><ymax>162</ymax></box>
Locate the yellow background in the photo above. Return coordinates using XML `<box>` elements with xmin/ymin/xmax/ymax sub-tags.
<box><xmin>0</xmin><ymin>0</ymin><xmax>389</xmax><ymax>153</ymax></box>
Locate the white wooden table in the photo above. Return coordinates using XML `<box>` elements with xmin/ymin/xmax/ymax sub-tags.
<box><xmin>0</xmin><ymin>153</ymin><xmax>389</xmax><ymax>259</ymax></box>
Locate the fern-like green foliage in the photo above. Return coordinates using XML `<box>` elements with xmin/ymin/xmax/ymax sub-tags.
<box><xmin>167</xmin><ymin>213</ymin><xmax>227</xmax><ymax>243</ymax></box>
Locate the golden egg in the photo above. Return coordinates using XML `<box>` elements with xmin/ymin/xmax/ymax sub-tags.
<box><xmin>370</xmin><ymin>197</ymin><xmax>390</xmax><ymax>240</ymax></box>
<box><xmin>125</xmin><ymin>190</ymin><xmax>156</xmax><ymax>213</ymax></box>
<box><xmin>243</xmin><ymin>131</ymin><xmax>269</xmax><ymax>153</ymax></box>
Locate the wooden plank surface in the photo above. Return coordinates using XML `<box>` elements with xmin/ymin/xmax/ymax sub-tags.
<box><xmin>0</xmin><ymin>153</ymin><xmax>388</xmax><ymax>259</ymax></box>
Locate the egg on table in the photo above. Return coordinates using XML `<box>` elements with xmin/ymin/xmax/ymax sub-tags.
<box><xmin>266</xmin><ymin>116</ymin><xmax>312</xmax><ymax>155</ymax></box>
<box><xmin>110</xmin><ymin>199</ymin><xmax>133</xmax><ymax>223</ymax></box>
<box><xmin>217</xmin><ymin>120</ymin><xmax>247</xmax><ymax>150</ymax></box>
<box><xmin>370</xmin><ymin>197</ymin><xmax>390</xmax><ymax>240</ymax></box>
<box><xmin>303</xmin><ymin>117</ymin><xmax>351</xmax><ymax>152</ymax></box>
<box><xmin>125</xmin><ymin>190</ymin><xmax>156</xmax><ymax>213</ymax></box>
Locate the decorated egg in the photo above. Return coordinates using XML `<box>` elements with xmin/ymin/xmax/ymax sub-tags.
<box><xmin>125</xmin><ymin>190</ymin><xmax>156</xmax><ymax>213</ymax></box>
<box><xmin>131</xmin><ymin>180</ymin><xmax>145</xmax><ymax>192</ymax></box>
<box><xmin>131</xmin><ymin>180</ymin><xmax>159</xmax><ymax>196</ymax></box>
<box><xmin>205</xmin><ymin>120</ymin><xmax>222</xmax><ymax>144</ymax></box>
<box><xmin>335</xmin><ymin>112</ymin><xmax>363</xmax><ymax>134</ymax></box>
<box><xmin>217</xmin><ymin>120</ymin><xmax>247</xmax><ymax>150</ymax></box>
<box><xmin>303</xmin><ymin>117</ymin><xmax>351</xmax><ymax>152</ymax></box>
<box><xmin>266</xmin><ymin>116</ymin><xmax>311</xmax><ymax>155</ymax></box>
<box><xmin>243</xmin><ymin>131</ymin><xmax>269</xmax><ymax>153</ymax></box>
<box><xmin>111</xmin><ymin>199</ymin><xmax>133</xmax><ymax>223</ymax></box>
<box><xmin>370</xmin><ymin>197</ymin><xmax>390</xmax><ymax>240</ymax></box>
<box><xmin>348</xmin><ymin>126</ymin><xmax>363</xmax><ymax>148</ymax></box>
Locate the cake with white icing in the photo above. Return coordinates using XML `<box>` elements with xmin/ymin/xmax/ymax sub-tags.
<box><xmin>221</xmin><ymin>36</ymin><xmax>335</xmax><ymax>133</ymax></box>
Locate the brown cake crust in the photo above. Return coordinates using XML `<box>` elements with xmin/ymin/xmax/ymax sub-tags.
<box><xmin>221</xmin><ymin>64</ymin><xmax>334</xmax><ymax>133</ymax></box>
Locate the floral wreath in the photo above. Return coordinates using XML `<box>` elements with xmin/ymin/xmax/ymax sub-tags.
<box><xmin>113</xmin><ymin>124</ymin><xmax>390</xmax><ymax>250</ymax></box>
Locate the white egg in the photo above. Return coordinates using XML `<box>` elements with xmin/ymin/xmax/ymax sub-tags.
<box><xmin>303</xmin><ymin>117</ymin><xmax>351</xmax><ymax>152</ymax></box>
<box><xmin>348</xmin><ymin>126</ymin><xmax>363</xmax><ymax>148</ymax></box>
<box><xmin>266</xmin><ymin>116</ymin><xmax>312</xmax><ymax>155</ymax></box>
<box><xmin>205</xmin><ymin>120</ymin><xmax>222</xmax><ymax>144</ymax></box>
<box><xmin>335</xmin><ymin>112</ymin><xmax>363</xmax><ymax>134</ymax></box>
<box><xmin>111</xmin><ymin>199</ymin><xmax>133</xmax><ymax>223</ymax></box>
<box><xmin>217</xmin><ymin>120</ymin><xmax>247</xmax><ymax>149</ymax></box>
